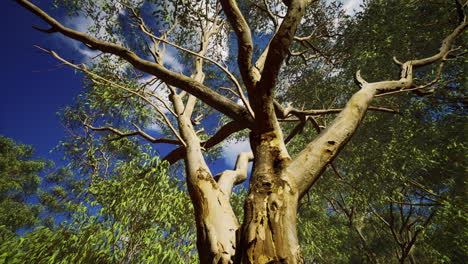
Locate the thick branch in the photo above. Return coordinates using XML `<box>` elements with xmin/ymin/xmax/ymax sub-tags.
<box><xmin>287</xmin><ymin>106</ymin><xmax>400</xmax><ymax>117</ymax></box>
<box><xmin>253</xmin><ymin>0</ymin><xmax>306</xmax><ymax>130</ymax></box>
<box><xmin>220</xmin><ymin>0</ymin><xmax>256</xmax><ymax>89</ymax></box>
<box><xmin>359</xmin><ymin>18</ymin><xmax>467</xmax><ymax>95</ymax></box>
<box><xmin>286</xmin><ymin>85</ymin><xmax>377</xmax><ymax>199</ymax></box>
<box><xmin>16</xmin><ymin>0</ymin><xmax>254</xmax><ymax>128</ymax></box>
<box><xmin>168</xmin><ymin>68</ymin><xmax>241</xmax><ymax>262</ymax></box>
<box><xmin>39</xmin><ymin>47</ymin><xmax>186</xmax><ymax>146</ymax></box>
<box><xmin>288</xmin><ymin>13</ymin><xmax>467</xmax><ymax>199</ymax></box>
<box><xmin>163</xmin><ymin>121</ymin><xmax>245</xmax><ymax>164</ymax></box>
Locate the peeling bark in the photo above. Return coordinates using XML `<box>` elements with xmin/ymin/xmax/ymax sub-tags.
<box><xmin>240</xmin><ymin>178</ymin><xmax>301</xmax><ymax>264</ymax></box>
<box><xmin>235</xmin><ymin>130</ymin><xmax>303</xmax><ymax>263</ymax></box>
<box><xmin>187</xmin><ymin>167</ymin><xmax>239</xmax><ymax>264</ymax></box>
<box><xmin>14</xmin><ymin>1</ymin><xmax>467</xmax><ymax>263</ymax></box>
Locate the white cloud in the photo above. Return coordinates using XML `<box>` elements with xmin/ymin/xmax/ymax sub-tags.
<box><xmin>236</xmin><ymin>98</ymin><xmax>244</xmax><ymax>106</ymax></box>
<box><xmin>162</xmin><ymin>47</ymin><xmax>184</xmax><ymax>73</ymax></box>
<box><xmin>58</xmin><ymin>2</ymin><xmax>127</xmax><ymax>63</ymax></box>
<box><xmin>342</xmin><ymin>0</ymin><xmax>363</xmax><ymax>15</ymax></box>
<box><xmin>222</xmin><ymin>138</ymin><xmax>252</xmax><ymax>168</ymax></box>
<box><xmin>58</xmin><ymin>16</ymin><xmax>100</xmax><ymax>60</ymax></box>
<box><xmin>146</xmin><ymin>122</ymin><xmax>163</xmax><ymax>133</ymax></box>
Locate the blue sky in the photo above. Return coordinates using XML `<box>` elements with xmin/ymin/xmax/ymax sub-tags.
<box><xmin>2</xmin><ymin>1</ymin><xmax>84</xmax><ymax>162</ymax></box>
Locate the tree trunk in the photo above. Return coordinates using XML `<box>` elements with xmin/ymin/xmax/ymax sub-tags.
<box><xmin>235</xmin><ymin>131</ymin><xmax>302</xmax><ymax>264</ymax></box>
<box><xmin>172</xmin><ymin>89</ymin><xmax>240</xmax><ymax>263</ymax></box>
<box><xmin>186</xmin><ymin>169</ymin><xmax>239</xmax><ymax>264</ymax></box>
<box><xmin>13</xmin><ymin>1</ymin><xmax>467</xmax><ymax>263</ymax></box>
<box><xmin>239</xmin><ymin>178</ymin><xmax>301</xmax><ymax>263</ymax></box>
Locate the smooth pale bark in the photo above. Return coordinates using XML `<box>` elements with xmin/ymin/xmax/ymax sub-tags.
<box><xmin>216</xmin><ymin>152</ymin><xmax>253</xmax><ymax>197</ymax></box>
<box><xmin>220</xmin><ymin>0</ymin><xmax>256</xmax><ymax>90</ymax></box>
<box><xmin>181</xmin><ymin>125</ymin><xmax>239</xmax><ymax>263</ymax></box>
<box><xmin>235</xmin><ymin>84</ymin><xmax>376</xmax><ymax>263</ymax></box>
<box><xmin>251</xmin><ymin>0</ymin><xmax>306</xmax><ymax>131</ymax></box>
<box><xmin>288</xmin><ymin>85</ymin><xmax>377</xmax><ymax>198</ymax></box>
<box><xmin>14</xmin><ymin>1</ymin><xmax>467</xmax><ymax>263</ymax></box>
<box><xmin>170</xmin><ymin>21</ymin><xmax>241</xmax><ymax>262</ymax></box>
<box><xmin>163</xmin><ymin>121</ymin><xmax>245</xmax><ymax>164</ymax></box>
<box><xmin>172</xmin><ymin>86</ymin><xmax>240</xmax><ymax>263</ymax></box>
<box><xmin>230</xmin><ymin>2</ymin><xmax>308</xmax><ymax>260</ymax></box>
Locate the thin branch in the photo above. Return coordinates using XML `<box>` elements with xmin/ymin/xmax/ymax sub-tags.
<box><xmin>261</xmin><ymin>0</ymin><xmax>279</xmax><ymax>30</ymax></box>
<box><xmin>274</xmin><ymin>100</ymin><xmax>400</xmax><ymax>118</ymax></box>
<box><xmin>387</xmin><ymin>200</ymin><xmax>441</xmax><ymax>207</ymax></box>
<box><xmin>220</xmin><ymin>0</ymin><xmax>256</xmax><ymax>89</ymax></box>
<box><xmin>163</xmin><ymin>121</ymin><xmax>245</xmax><ymax>164</ymax></box>
<box><xmin>134</xmin><ymin>15</ymin><xmax>255</xmax><ymax>119</ymax></box>
<box><xmin>292</xmin><ymin>37</ymin><xmax>339</xmax><ymax>65</ymax></box>
<box><xmin>16</xmin><ymin>0</ymin><xmax>253</xmax><ymax>127</ymax></box>
<box><xmin>284</xmin><ymin>115</ymin><xmax>308</xmax><ymax>144</ymax></box>
<box><xmin>406</xmin><ymin>179</ymin><xmax>445</xmax><ymax>200</ymax></box>
<box><xmin>36</xmin><ymin>46</ymin><xmax>186</xmax><ymax>146</ymax></box>
<box><xmin>376</xmin><ymin>48</ymin><xmax>462</xmax><ymax>97</ymax></box>
<box><xmin>357</xmin><ymin>17</ymin><xmax>467</xmax><ymax>94</ymax></box>
<box><xmin>401</xmin><ymin>210</ymin><xmax>436</xmax><ymax>261</ymax></box>
<box><xmin>32</xmin><ymin>25</ymin><xmax>58</xmax><ymax>33</ymax></box>
<box><xmin>288</xmin><ymin>49</ymin><xmax>321</xmax><ymax>63</ymax></box>
<box><xmin>289</xmin><ymin>12</ymin><xmax>467</xmax><ymax>199</ymax></box>
<box><xmin>84</xmin><ymin>123</ymin><xmax>182</xmax><ymax>145</ymax></box>
<box><xmin>220</xmin><ymin>86</ymin><xmax>241</xmax><ymax>98</ymax></box>
<box><xmin>142</xmin><ymin>91</ymin><xmax>177</xmax><ymax>117</ymax></box>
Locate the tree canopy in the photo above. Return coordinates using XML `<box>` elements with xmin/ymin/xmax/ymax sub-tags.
<box><xmin>4</xmin><ymin>0</ymin><xmax>467</xmax><ymax>263</ymax></box>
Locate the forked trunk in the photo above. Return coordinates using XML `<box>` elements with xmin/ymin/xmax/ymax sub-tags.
<box><xmin>14</xmin><ymin>1</ymin><xmax>467</xmax><ymax>264</ymax></box>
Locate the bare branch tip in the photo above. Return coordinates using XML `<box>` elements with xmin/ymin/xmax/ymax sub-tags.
<box><xmin>32</xmin><ymin>25</ymin><xmax>58</xmax><ymax>33</ymax></box>
<box><xmin>355</xmin><ymin>70</ymin><xmax>367</xmax><ymax>86</ymax></box>
<box><xmin>33</xmin><ymin>45</ymin><xmax>52</xmax><ymax>55</ymax></box>
<box><xmin>393</xmin><ymin>56</ymin><xmax>403</xmax><ymax>66</ymax></box>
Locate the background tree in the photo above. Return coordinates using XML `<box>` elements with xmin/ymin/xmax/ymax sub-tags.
<box><xmin>0</xmin><ymin>153</ymin><xmax>200</xmax><ymax>263</ymax></box>
<box><xmin>12</xmin><ymin>0</ymin><xmax>467</xmax><ymax>263</ymax></box>
<box><xmin>285</xmin><ymin>0</ymin><xmax>467</xmax><ymax>263</ymax></box>
<box><xmin>0</xmin><ymin>136</ymin><xmax>84</xmax><ymax>234</ymax></box>
<box><xmin>0</xmin><ymin>136</ymin><xmax>46</xmax><ymax>235</ymax></box>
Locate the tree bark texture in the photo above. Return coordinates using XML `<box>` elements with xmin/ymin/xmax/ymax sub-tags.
<box><xmin>14</xmin><ymin>0</ymin><xmax>467</xmax><ymax>263</ymax></box>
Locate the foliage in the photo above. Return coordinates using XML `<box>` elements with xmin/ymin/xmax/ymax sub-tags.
<box><xmin>0</xmin><ymin>136</ymin><xmax>47</xmax><ymax>235</ymax></box>
<box><xmin>282</xmin><ymin>0</ymin><xmax>467</xmax><ymax>263</ymax></box>
<box><xmin>0</xmin><ymin>155</ymin><xmax>197</xmax><ymax>263</ymax></box>
<box><xmin>8</xmin><ymin>0</ymin><xmax>467</xmax><ymax>262</ymax></box>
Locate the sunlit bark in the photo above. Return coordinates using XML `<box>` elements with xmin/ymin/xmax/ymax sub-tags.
<box><xmin>14</xmin><ymin>0</ymin><xmax>467</xmax><ymax>263</ymax></box>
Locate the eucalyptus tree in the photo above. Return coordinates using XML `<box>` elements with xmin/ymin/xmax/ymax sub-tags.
<box><xmin>14</xmin><ymin>0</ymin><xmax>467</xmax><ymax>263</ymax></box>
